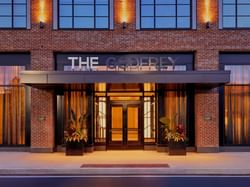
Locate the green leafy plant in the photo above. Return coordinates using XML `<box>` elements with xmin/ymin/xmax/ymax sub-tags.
<box><xmin>64</xmin><ymin>109</ymin><xmax>88</xmax><ymax>143</ymax></box>
<box><xmin>159</xmin><ymin>114</ymin><xmax>186</xmax><ymax>142</ymax></box>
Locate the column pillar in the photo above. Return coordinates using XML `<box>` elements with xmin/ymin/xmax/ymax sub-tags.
<box><xmin>195</xmin><ymin>89</ymin><xmax>219</xmax><ymax>152</ymax></box>
<box><xmin>30</xmin><ymin>89</ymin><xmax>55</xmax><ymax>152</ymax></box>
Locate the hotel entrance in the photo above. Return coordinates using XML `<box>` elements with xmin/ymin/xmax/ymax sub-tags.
<box><xmin>54</xmin><ymin>82</ymin><xmax>198</xmax><ymax>150</ymax></box>
<box><xmin>18</xmin><ymin>52</ymin><xmax>231</xmax><ymax>152</ymax></box>
<box><xmin>94</xmin><ymin>83</ymin><xmax>156</xmax><ymax>150</ymax></box>
<box><xmin>108</xmin><ymin>101</ymin><xmax>142</xmax><ymax>149</ymax></box>
<box><xmin>49</xmin><ymin>53</ymin><xmax>202</xmax><ymax>150</ymax></box>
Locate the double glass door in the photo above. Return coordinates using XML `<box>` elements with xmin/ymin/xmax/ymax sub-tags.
<box><xmin>108</xmin><ymin>102</ymin><xmax>142</xmax><ymax>149</ymax></box>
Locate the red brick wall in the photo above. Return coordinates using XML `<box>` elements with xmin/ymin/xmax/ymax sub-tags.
<box><xmin>195</xmin><ymin>90</ymin><xmax>219</xmax><ymax>152</ymax></box>
<box><xmin>0</xmin><ymin>0</ymin><xmax>250</xmax><ymax>151</ymax></box>
<box><xmin>0</xmin><ymin>0</ymin><xmax>249</xmax><ymax>54</ymax></box>
<box><xmin>31</xmin><ymin>89</ymin><xmax>55</xmax><ymax>152</ymax></box>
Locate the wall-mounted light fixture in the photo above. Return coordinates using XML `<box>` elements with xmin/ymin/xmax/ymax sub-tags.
<box><xmin>40</xmin><ymin>21</ymin><xmax>45</xmax><ymax>28</ymax></box>
<box><xmin>122</xmin><ymin>22</ymin><xmax>127</xmax><ymax>29</ymax></box>
<box><xmin>206</xmin><ymin>21</ymin><xmax>210</xmax><ymax>29</ymax></box>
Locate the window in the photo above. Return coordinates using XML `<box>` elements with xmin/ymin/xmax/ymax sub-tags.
<box><xmin>144</xmin><ymin>83</ymin><xmax>156</xmax><ymax>143</ymax></box>
<box><xmin>140</xmin><ymin>0</ymin><xmax>191</xmax><ymax>29</ymax></box>
<box><xmin>224</xmin><ymin>65</ymin><xmax>250</xmax><ymax>145</ymax></box>
<box><xmin>0</xmin><ymin>66</ymin><xmax>26</xmax><ymax>145</ymax></box>
<box><xmin>58</xmin><ymin>0</ymin><xmax>110</xmax><ymax>29</ymax></box>
<box><xmin>0</xmin><ymin>0</ymin><xmax>27</xmax><ymax>28</ymax></box>
<box><xmin>222</xmin><ymin>0</ymin><xmax>250</xmax><ymax>28</ymax></box>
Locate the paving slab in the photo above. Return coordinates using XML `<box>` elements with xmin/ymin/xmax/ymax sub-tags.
<box><xmin>0</xmin><ymin>151</ymin><xmax>250</xmax><ymax>175</ymax></box>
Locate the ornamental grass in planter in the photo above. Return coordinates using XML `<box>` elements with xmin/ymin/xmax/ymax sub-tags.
<box><xmin>64</xmin><ymin>109</ymin><xmax>88</xmax><ymax>156</ymax></box>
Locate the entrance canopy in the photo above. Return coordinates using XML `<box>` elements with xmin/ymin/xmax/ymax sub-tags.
<box><xmin>20</xmin><ymin>71</ymin><xmax>230</xmax><ymax>87</ymax></box>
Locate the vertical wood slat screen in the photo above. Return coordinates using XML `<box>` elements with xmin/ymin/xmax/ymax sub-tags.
<box><xmin>225</xmin><ymin>86</ymin><xmax>250</xmax><ymax>145</ymax></box>
<box><xmin>224</xmin><ymin>65</ymin><xmax>250</xmax><ymax>145</ymax></box>
<box><xmin>164</xmin><ymin>91</ymin><xmax>187</xmax><ymax>130</ymax></box>
<box><xmin>64</xmin><ymin>91</ymin><xmax>88</xmax><ymax>138</ymax></box>
<box><xmin>0</xmin><ymin>66</ymin><xmax>26</xmax><ymax>145</ymax></box>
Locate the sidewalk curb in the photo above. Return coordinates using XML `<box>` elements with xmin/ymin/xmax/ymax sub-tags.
<box><xmin>1</xmin><ymin>168</ymin><xmax>250</xmax><ymax>176</ymax></box>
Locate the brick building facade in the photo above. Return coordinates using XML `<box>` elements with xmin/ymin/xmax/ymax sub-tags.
<box><xmin>0</xmin><ymin>0</ymin><xmax>250</xmax><ymax>153</ymax></box>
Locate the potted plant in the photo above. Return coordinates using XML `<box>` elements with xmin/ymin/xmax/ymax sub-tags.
<box><xmin>160</xmin><ymin>115</ymin><xmax>187</xmax><ymax>155</ymax></box>
<box><xmin>64</xmin><ymin>109</ymin><xmax>88</xmax><ymax>156</ymax></box>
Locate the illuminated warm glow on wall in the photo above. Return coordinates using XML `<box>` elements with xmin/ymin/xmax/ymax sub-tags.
<box><xmin>39</xmin><ymin>0</ymin><xmax>46</xmax><ymax>22</ymax></box>
<box><xmin>204</xmin><ymin>0</ymin><xmax>211</xmax><ymax>22</ymax></box>
<box><xmin>121</xmin><ymin>0</ymin><xmax>128</xmax><ymax>22</ymax></box>
<box><xmin>118</xmin><ymin>0</ymin><xmax>130</xmax><ymax>23</ymax></box>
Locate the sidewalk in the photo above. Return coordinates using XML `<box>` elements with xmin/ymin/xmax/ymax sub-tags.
<box><xmin>0</xmin><ymin>151</ymin><xmax>250</xmax><ymax>175</ymax></box>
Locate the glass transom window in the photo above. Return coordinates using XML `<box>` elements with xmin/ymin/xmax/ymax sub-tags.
<box><xmin>222</xmin><ymin>0</ymin><xmax>250</xmax><ymax>28</ymax></box>
<box><xmin>0</xmin><ymin>0</ymin><xmax>27</xmax><ymax>28</ymax></box>
<box><xmin>225</xmin><ymin>65</ymin><xmax>250</xmax><ymax>84</ymax></box>
<box><xmin>140</xmin><ymin>0</ymin><xmax>191</xmax><ymax>29</ymax></box>
<box><xmin>58</xmin><ymin>0</ymin><xmax>110</xmax><ymax>29</ymax></box>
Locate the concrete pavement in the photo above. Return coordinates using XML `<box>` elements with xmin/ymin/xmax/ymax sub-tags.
<box><xmin>0</xmin><ymin>151</ymin><xmax>250</xmax><ymax>175</ymax></box>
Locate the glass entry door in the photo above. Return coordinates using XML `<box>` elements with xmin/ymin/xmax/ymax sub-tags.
<box><xmin>108</xmin><ymin>102</ymin><xmax>142</xmax><ymax>149</ymax></box>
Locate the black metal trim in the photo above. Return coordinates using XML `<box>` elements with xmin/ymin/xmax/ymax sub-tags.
<box><xmin>25</xmin><ymin>86</ymin><xmax>31</xmax><ymax>146</ymax></box>
<box><xmin>186</xmin><ymin>84</ymin><xmax>195</xmax><ymax>146</ymax></box>
<box><xmin>20</xmin><ymin>71</ymin><xmax>231</xmax><ymax>84</ymax></box>
<box><xmin>87</xmin><ymin>84</ymin><xmax>94</xmax><ymax>147</ymax></box>
<box><xmin>219</xmin><ymin>85</ymin><xmax>225</xmax><ymax>146</ymax></box>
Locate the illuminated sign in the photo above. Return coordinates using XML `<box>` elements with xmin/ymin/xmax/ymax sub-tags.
<box><xmin>56</xmin><ymin>53</ymin><xmax>193</xmax><ymax>71</ymax></box>
<box><xmin>67</xmin><ymin>56</ymin><xmax>178</xmax><ymax>71</ymax></box>
<box><xmin>68</xmin><ymin>57</ymin><xmax>99</xmax><ymax>71</ymax></box>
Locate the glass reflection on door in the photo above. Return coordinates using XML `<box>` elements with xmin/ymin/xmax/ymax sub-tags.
<box><xmin>127</xmin><ymin>106</ymin><xmax>139</xmax><ymax>141</ymax></box>
<box><xmin>111</xmin><ymin>106</ymin><xmax>123</xmax><ymax>141</ymax></box>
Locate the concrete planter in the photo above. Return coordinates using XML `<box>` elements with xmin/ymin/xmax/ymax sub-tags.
<box><xmin>65</xmin><ymin>141</ymin><xmax>84</xmax><ymax>156</ymax></box>
<box><xmin>168</xmin><ymin>140</ymin><xmax>186</xmax><ymax>155</ymax></box>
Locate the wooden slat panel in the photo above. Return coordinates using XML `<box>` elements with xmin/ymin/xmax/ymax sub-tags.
<box><xmin>0</xmin><ymin>66</ymin><xmax>26</xmax><ymax>145</ymax></box>
<box><xmin>64</xmin><ymin>91</ymin><xmax>88</xmax><ymax>131</ymax></box>
<box><xmin>0</xmin><ymin>87</ymin><xmax>26</xmax><ymax>145</ymax></box>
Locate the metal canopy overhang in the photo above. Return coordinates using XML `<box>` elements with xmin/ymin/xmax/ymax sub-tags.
<box><xmin>20</xmin><ymin>71</ymin><xmax>230</xmax><ymax>87</ymax></box>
